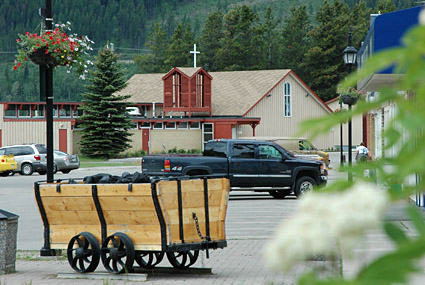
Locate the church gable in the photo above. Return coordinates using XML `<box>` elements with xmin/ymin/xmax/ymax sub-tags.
<box><xmin>162</xmin><ymin>67</ymin><xmax>212</xmax><ymax>117</ymax></box>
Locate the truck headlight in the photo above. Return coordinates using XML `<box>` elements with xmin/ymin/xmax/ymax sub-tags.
<box><xmin>320</xmin><ymin>163</ymin><xmax>328</xmax><ymax>176</ymax></box>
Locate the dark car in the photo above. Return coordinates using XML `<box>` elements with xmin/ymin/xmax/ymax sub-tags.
<box><xmin>54</xmin><ymin>150</ymin><xmax>80</xmax><ymax>174</ymax></box>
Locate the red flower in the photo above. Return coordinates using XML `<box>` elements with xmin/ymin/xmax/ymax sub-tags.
<box><xmin>45</xmin><ymin>49</ymin><xmax>49</xmax><ymax>54</ymax></box>
<box><xmin>49</xmin><ymin>36</ymin><xmax>53</xmax><ymax>40</ymax></box>
<box><xmin>36</xmin><ymin>43</ymin><xmax>40</xmax><ymax>47</ymax></box>
<box><xmin>13</xmin><ymin>66</ymin><xmax>17</xmax><ymax>70</ymax></box>
<box><xmin>17</xmin><ymin>62</ymin><xmax>21</xmax><ymax>67</ymax></box>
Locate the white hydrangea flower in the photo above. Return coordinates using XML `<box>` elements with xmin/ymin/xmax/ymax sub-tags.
<box><xmin>419</xmin><ymin>7</ymin><xmax>425</xmax><ymax>25</ymax></box>
<box><xmin>265</xmin><ymin>182</ymin><xmax>389</xmax><ymax>271</ymax></box>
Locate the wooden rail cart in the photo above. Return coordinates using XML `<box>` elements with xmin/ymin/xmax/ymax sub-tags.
<box><xmin>34</xmin><ymin>176</ymin><xmax>230</xmax><ymax>274</ymax></box>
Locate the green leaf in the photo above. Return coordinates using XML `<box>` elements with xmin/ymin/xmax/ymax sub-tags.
<box><xmin>356</xmin><ymin>238</ymin><xmax>425</xmax><ymax>284</ymax></box>
<box><xmin>406</xmin><ymin>205</ymin><xmax>425</xmax><ymax>237</ymax></box>
<box><xmin>383</xmin><ymin>222</ymin><xmax>407</xmax><ymax>245</ymax></box>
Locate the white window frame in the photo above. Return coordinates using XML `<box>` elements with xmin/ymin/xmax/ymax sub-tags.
<box><xmin>153</xmin><ymin>122</ymin><xmax>163</xmax><ymax>129</ymax></box>
<box><xmin>284</xmin><ymin>82</ymin><xmax>292</xmax><ymax>117</ymax></box>
<box><xmin>202</xmin><ymin>123</ymin><xmax>214</xmax><ymax>150</ymax></box>
<box><xmin>177</xmin><ymin>122</ymin><xmax>188</xmax><ymax>129</ymax></box>
<box><xmin>34</xmin><ymin>105</ymin><xmax>45</xmax><ymax>118</ymax></box>
<box><xmin>165</xmin><ymin>122</ymin><xmax>176</xmax><ymax>129</ymax></box>
<box><xmin>140</xmin><ymin>122</ymin><xmax>150</xmax><ymax>129</ymax></box>
<box><xmin>190</xmin><ymin>122</ymin><xmax>200</xmax><ymax>129</ymax></box>
<box><xmin>18</xmin><ymin>105</ymin><xmax>31</xmax><ymax>118</ymax></box>
<box><xmin>60</xmin><ymin>105</ymin><xmax>72</xmax><ymax>118</ymax></box>
<box><xmin>4</xmin><ymin>104</ymin><xmax>18</xmax><ymax>118</ymax></box>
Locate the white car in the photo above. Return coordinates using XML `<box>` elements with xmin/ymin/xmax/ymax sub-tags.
<box><xmin>126</xmin><ymin>107</ymin><xmax>141</xmax><ymax>116</ymax></box>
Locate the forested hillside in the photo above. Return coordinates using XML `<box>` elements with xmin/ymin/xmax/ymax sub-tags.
<box><xmin>0</xmin><ymin>0</ymin><xmax>418</xmax><ymax>102</ymax></box>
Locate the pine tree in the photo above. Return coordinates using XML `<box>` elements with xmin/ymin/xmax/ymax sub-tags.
<box><xmin>351</xmin><ymin>0</ymin><xmax>373</xmax><ymax>49</ymax></box>
<box><xmin>134</xmin><ymin>23</ymin><xmax>169</xmax><ymax>73</ymax></box>
<box><xmin>199</xmin><ymin>10</ymin><xmax>224</xmax><ymax>71</ymax></box>
<box><xmin>79</xmin><ymin>45</ymin><xmax>133</xmax><ymax>158</ymax></box>
<box><xmin>216</xmin><ymin>5</ymin><xmax>262</xmax><ymax>70</ymax></box>
<box><xmin>300</xmin><ymin>0</ymin><xmax>351</xmax><ymax>102</ymax></box>
<box><xmin>261</xmin><ymin>7</ymin><xmax>281</xmax><ymax>70</ymax></box>
<box><xmin>165</xmin><ymin>22</ymin><xmax>194</xmax><ymax>68</ymax></box>
<box><xmin>280</xmin><ymin>5</ymin><xmax>312</xmax><ymax>79</ymax></box>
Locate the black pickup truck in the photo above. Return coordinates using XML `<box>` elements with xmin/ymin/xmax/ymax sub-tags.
<box><xmin>141</xmin><ymin>139</ymin><xmax>328</xmax><ymax>198</ymax></box>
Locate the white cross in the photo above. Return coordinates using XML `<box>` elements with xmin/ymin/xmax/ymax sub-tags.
<box><xmin>190</xmin><ymin>44</ymin><xmax>200</xmax><ymax>68</ymax></box>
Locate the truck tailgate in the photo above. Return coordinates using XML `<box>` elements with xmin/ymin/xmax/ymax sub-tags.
<box><xmin>141</xmin><ymin>156</ymin><xmax>165</xmax><ymax>173</ymax></box>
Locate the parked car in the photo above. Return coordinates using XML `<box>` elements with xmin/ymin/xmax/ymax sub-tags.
<box><xmin>0</xmin><ymin>153</ymin><xmax>17</xmax><ymax>176</ymax></box>
<box><xmin>126</xmin><ymin>107</ymin><xmax>141</xmax><ymax>116</ymax></box>
<box><xmin>0</xmin><ymin>144</ymin><xmax>47</xmax><ymax>175</ymax></box>
<box><xmin>54</xmin><ymin>150</ymin><xmax>80</xmax><ymax>174</ymax></box>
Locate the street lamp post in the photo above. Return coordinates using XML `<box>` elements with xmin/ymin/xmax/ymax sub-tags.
<box><xmin>342</xmin><ymin>32</ymin><xmax>357</xmax><ymax>182</ymax></box>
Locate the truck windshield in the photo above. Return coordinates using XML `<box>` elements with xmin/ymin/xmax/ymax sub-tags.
<box><xmin>204</xmin><ymin>141</ymin><xmax>227</xmax><ymax>157</ymax></box>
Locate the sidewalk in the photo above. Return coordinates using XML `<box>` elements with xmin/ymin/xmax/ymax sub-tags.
<box><xmin>3</xmin><ymin>239</ymin><xmax>322</xmax><ymax>285</ymax></box>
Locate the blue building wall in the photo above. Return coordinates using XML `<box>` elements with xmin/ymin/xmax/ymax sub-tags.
<box><xmin>358</xmin><ymin>6</ymin><xmax>422</xmax><ymax>74</ymax></box>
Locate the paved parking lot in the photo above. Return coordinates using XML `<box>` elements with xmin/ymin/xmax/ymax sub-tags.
<box><xmin>1</xmin><ymin>153</ymin><xmax>424</xmax><ymax>284</ymax></box>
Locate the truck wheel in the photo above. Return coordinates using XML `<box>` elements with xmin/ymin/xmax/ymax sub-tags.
<box><xmin>268</xmin><ymin>190</ymin><xmax>290</xmax><ymax>199</ymax></box>
<box><xmin>295</xmin><ymin>177</ymin><xmax>316</xmax><ymax>197</ymax></box>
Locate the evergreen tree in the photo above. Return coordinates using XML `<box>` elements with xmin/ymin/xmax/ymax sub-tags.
<box><xmin>376</xmin><ymin>0</ymin><xmax>397</xmax><ymax>13</ymax></box>
<box><xmin>199</xmin><ymin>11</ymin><xmax>224</xmax><ymax>71</ymax></box>
<box><xmin>300</xmin><ymin>0</ymin><xmax>351</xmax><ymax>102</ymax></box>
<box><xmin>261</xmin><ymin>7</ymin><xmax>281</xmax><ymax>70</ymax></box>
<box><xmin>280</xmin><ymin>5</ymin><xmax>312</xmax><ymax>79</ymax></box>
<box><xmin>134</xmin><ymin>23</ymin><xmax>169</xmax><ymax>73</ymax></box>
<box><xmin>165</xmin><ymin>22</ymin><xmax>194</xmax><ymax>68</ymax></box>
<box><xmin>216</xmin><ymin>5</ymin><xmax>263</xmax><ymax>70</ymax></box>
<box><xmin>79</xmin><ymin>45</ymin><xmax>133</xmax><ymax>158</ymax></box>
<box><xmin>351</xmin><ymin>0</ymin><xmax>373</xmax><ymax>48</ymax></box>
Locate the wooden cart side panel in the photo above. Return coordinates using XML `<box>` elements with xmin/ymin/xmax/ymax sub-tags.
<box><xmin>156</xmin><ymin>178</ymin><xmax>229</xmax><ymax>245</ymax></box>
<box><xmin>96</xmin><ymin>184</ymin><xmax>163</xmax><ymax>249</ymax></box>
<box><xmin>39</xmin><ymin>184</ymin><xmax>93</xmax><ymax>196</ymax></box>
<box><xmin>166</xmin><ymin>207</ymin><xmax>222</xmax><ymax>243</ymax></box>
<box><xmin>50</xmin><ymin>225</ymin><xmax>102</xmax><ymax>247</ymax></box>
<box><xmin>42</xmin><ymin>197</ymin><xmax>97</xmax><ymax>211</ymax></box>
<box><xmin>107</xmin><ymin>224</ymin><xmax>162</xmax><ymax>248</ymax></box>
<box><xmin>218</xmin><ymin>179</ymin><xmax>230</xmax><ymax>240</ymax></box>
<box><xmin>38</xmin><ymin>184</ymin><xmax>102</xmax><ymax>247</ymax></box>
<box><xmin>95</xmin><ymin>184</ymin><xmax>152</xmax><ymax>196</ymax></box>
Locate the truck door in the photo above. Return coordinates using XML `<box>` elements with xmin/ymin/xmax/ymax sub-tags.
<box><xmin>229</xmin><ymin>143</ymin><xmax>258</xmax><ymax>187</ymax></box>
<box><xmin>257</xmin><ymin>144</ymin><xmax>291</xmax><ymax>186</ymax></box>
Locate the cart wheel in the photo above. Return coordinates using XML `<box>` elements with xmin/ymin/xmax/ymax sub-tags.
<box><xmin>166</xmin><ymin>250</ymin><xmax>199</xmax><ymax>269</ymax></box>
<box><xmin>67</xmin><ymin>232</ymin><xmax>100</xmax><ymax>273</ymax></box>
<box><xmin>101</xmin><ymin>232</ymin><xmax>135</xmax><ymax>274</ymax></box>
<box><xmin>135</xmin><ymin>251</ymin><xmax>164</xmax><ymax>268</ymax></box>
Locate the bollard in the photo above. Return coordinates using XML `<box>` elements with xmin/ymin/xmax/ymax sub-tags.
<box><xmin>0</xmin><ymin>209</ymin><xmax>19</xmax><ymax>274</ymax></box>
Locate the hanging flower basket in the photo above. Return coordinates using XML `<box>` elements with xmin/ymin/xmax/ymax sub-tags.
<box><xmin>28</xmin><ymin>47</ymin><xmax>55</xmax><ymax>66</ymax></box>
<box><xmin>14</xmin><ymin>22</ymin><xmax>94</xmax><ymax>78</ymax></box>
<box><xmin>341</xmin><ymin>94</ymin><xmax>358</xmax><ymax>105</ymax></box>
